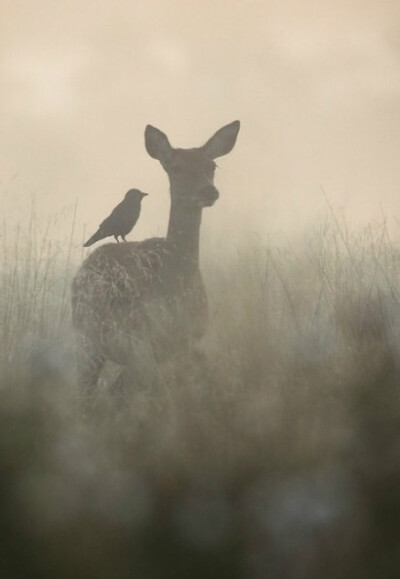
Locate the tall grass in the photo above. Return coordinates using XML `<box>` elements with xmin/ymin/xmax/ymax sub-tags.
<box><xmin>0</xmin><ymin>204</ymin><xmax>81</xmax><ymax>377</ymax></box>
<box><xmin>0</xmin><ymin>210</ymin><xmax>400</xmax><ymax>578</ymax></box>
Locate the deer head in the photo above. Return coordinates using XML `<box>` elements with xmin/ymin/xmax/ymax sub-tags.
<box><xmin>144</xmin><ymin>120</ymin><xmax>240</xmax><ymax>209</ymax></box>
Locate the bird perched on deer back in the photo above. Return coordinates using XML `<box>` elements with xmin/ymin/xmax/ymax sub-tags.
<box><xmin>83</xmin><ymin>189</ymin><xmax>148</xmax><ymax>247</ymax></box>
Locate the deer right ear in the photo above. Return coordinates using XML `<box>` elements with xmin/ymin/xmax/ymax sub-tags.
<box><xmin>202</xmin><ymin>120</ymin><xmax>240</xmax><ymax>159</ymax></box>
<box><xmin>145</xmin><ymin>125</ymin><xmax>173</xmax><ymax>161</ymax></box>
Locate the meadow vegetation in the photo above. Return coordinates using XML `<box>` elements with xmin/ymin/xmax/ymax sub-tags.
<box><xmin>1</xmin><ymin>208</ymin><xmax>400</xmax><ymax>578</ymax></box>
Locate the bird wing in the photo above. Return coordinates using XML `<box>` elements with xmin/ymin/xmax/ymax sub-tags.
<box><xmin>98</xmin><ymin>201</ymin><xmax>122</xmax><ymax>232</ymax></box>
<box><xmin>99</xmin><ymin>200</ymin><xmax>140</xmax><ymax>235</ymax></box>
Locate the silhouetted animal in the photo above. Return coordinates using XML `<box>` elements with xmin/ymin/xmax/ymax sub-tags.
<box><xmin>72</xmin><ymin>121</ymin><xmax>240</xmax><ymax>403</ymax></box>
<box><xmin>83</xmin><ymin>189</ymin><xmax>148</xmax><ymax>247</ymax></box>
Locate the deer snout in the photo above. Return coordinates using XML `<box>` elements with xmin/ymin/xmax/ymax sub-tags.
<box><xmin>199</xmin><ymin>185</ymin><xmax>219</xmax><ymax>207</ymax></box>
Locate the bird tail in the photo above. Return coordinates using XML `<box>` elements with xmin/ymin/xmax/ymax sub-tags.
<box><xmin>83</xmin><ymin>229</ymin><xmax>105</xmax><ymax>247</ymax></box>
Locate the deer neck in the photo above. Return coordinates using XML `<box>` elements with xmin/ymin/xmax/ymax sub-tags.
<box><xmin>166</xmin><ymin>197</ymin><xmax>202</xmax><ymax>273</ymax></box>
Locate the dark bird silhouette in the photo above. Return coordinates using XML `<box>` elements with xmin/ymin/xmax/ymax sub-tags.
<box><xmin>83</xmin><ymin>189</ymin><xmax>148</xmax><ymax>247</ymax></box>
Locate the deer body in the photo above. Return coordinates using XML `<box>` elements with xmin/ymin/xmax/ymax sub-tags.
<box><xmin>72</xmin><ymin>121</ymin><xmax>240</xmax><ymax>396</ymax></box>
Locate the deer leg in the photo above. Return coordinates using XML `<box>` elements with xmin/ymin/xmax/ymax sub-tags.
<box><xmin>111</xmin><ymin>366</ymin><xmax>132</xmax><ymax>403</ymax></box>
<box><xmin>111</xmin><ymin>337</ymin><xmax>160</xmax><ymax>405</ymax></box>
<box><xmin>76</xmin><ymin>337</ymin><xmax>105</xmax><ymax>412</ymax></box>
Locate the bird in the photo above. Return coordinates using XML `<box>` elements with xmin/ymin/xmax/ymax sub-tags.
<box><xmin>83</xmin><ymin>189</ymin><xmax>148</xmax><ymax>247</ymax></box>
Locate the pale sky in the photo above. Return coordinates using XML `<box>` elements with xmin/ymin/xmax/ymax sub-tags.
<box><xmin>2</xmin><ymin>0</ymin><xmax>400</xmax><ymax>247</ymax></box>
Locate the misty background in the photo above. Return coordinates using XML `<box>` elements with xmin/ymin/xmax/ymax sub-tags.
<box><xmin>2</xmin><ymin>0</ymin><xmax>400</xmax><ymax>249</ymax></box>
<box><xmin>2</xmin><ymin>4</ymin><xmax>400</xmax><ymax>577</ymax></box>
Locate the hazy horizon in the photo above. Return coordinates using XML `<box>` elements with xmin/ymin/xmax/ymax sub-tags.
<box><xmin>2</xmin><ymin>0</ymin><xmax>400</xmax><ymax>247</ymax></box>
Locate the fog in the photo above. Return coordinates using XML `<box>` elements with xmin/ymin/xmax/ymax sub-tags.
<box><xmin>2</xmin><ymin>0</ymin><xmax>400</xmax><ymax>246</ymax></box>
<box><xmin>2</xmin><ymin>5</ymin><xmax>400</xmax><ymax>576</ymax></box>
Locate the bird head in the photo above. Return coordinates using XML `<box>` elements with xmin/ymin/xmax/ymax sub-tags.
<box><xmin>125</xmin><ymin>189</ymin><xmax>149</xmax><ymax>201</ymax></box>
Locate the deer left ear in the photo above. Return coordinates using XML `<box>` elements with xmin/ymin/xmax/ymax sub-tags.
<box><xmin>145</xmin><ymin>125</ymin><xmax>173</xmax><ymax>162</ymax></box>
<box><xmin>202</xmin><ymin>120</ymin><xmax>240</xmax><ymax>159</ymax></box>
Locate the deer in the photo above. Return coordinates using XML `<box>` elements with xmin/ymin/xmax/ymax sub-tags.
<box><xmin>71</xmin><ymin>120</ymin><xmax>240</xmax><ymax>403</ymax></box>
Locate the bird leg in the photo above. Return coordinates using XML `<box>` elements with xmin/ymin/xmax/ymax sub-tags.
<box><xmin>121</xmin><ymin>235</ymin><xmax>127</xmax><ymax>242</ymax></box>
<box><xmin>114</xmin><ymin>235</ymin><xmax>120</xmax><ymax>243</ymax></box>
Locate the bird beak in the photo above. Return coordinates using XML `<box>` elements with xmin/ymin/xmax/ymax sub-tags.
<box><xmin>142</xmin><ymin>193</ymin><xmax>149</xmax><ymax>197</ymax></box>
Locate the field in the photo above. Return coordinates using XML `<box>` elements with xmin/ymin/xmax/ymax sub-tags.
<box><xmin>1</xmin><ymin>208</ymin><xmax>400</xmax><ymax>578</ymax></box>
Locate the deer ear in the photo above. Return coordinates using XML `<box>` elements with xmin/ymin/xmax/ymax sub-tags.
<box><xmin>145</xmin><ymin>125</ymin><xmax>173</xmax><ymax>161</ymax></box>
<box><xmin>202</xmin><ymin>120</ymin><xmax>240</xmax><ymax>159</ymax></box>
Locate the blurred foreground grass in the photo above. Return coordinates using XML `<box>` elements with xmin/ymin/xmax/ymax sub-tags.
<box><xmin>0</xmin><ymin>210</ymin><xmax>400</xmax><ymax>578</ymax></box>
